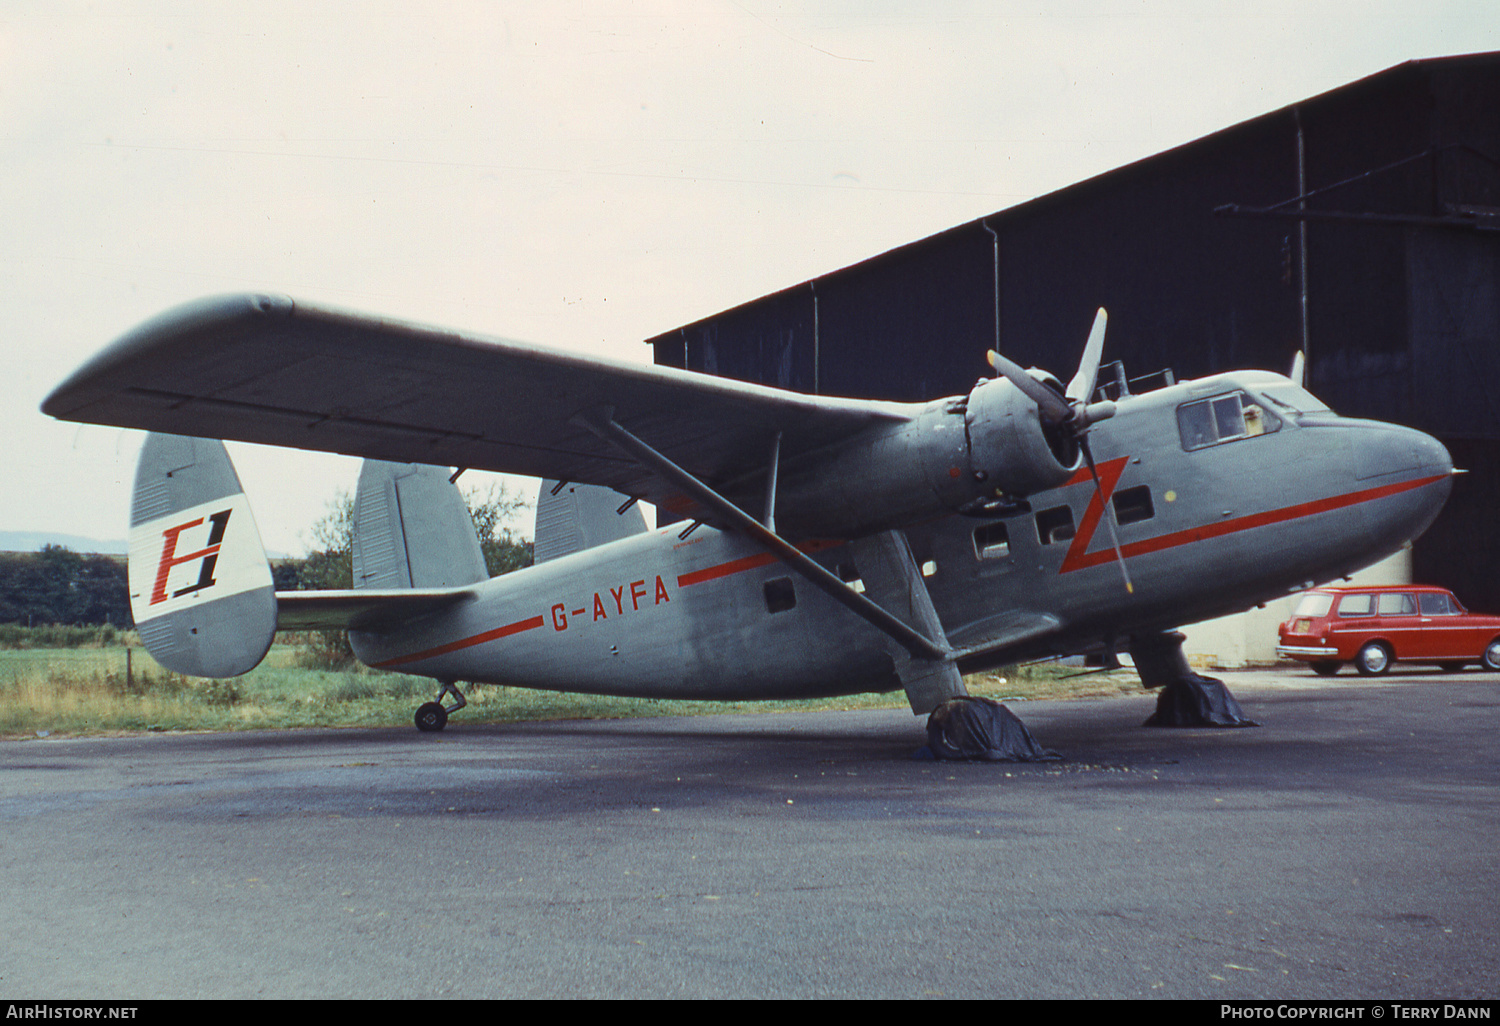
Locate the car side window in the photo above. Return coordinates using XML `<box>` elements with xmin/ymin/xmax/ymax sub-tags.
<box><xmin>1337</xmin><ymin>593</ymin><xmax>1374</xmax><ymax>617</ymax></box>
<box><xmin>1419</xmin><ymin>592</ymin><xmax>1461</xmax><ymax>616</ymax></box>
<box><xmin>1177</xmin><ymin>391</ymin><xmax>1281</xmax><ymax>451</ymax></box>
<box><xmin>1376</xmin><ymin>593</ymin><xmax>1416</xmax><ymax>615</ymax></box>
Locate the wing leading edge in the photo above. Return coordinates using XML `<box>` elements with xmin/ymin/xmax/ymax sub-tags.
<box><xmin>42</xmin><ymin>294</ymin><xmax>909</xmax><ymax>512</ymax></box>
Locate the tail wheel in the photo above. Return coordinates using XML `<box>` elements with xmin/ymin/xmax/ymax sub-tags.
<box><xmin>415</xmin><ymin>702</ymin><xmax>448</xmax><ymax>732</ymax></box>
<box><xmin>1483</xmin><ymin>639</ymin><xmax>1500</xmax><ymax>672</ymax></box>
<box><xmin>1355</xmin><ymin>641</ymin><xmax>1393</xmax><ymax>677</ymax></box>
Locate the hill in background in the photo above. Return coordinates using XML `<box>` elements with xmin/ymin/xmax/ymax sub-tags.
<box><xmin>0</xmin><ymin>531</ymin><xmax>126</xmax><ymax>555</ymax></box>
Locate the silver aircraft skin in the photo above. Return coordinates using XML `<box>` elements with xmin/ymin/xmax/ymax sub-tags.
<box><xmin>42</xmin><ymin>295</ymin><xmax>1455</xmax><ymax>726</ymax></box>
<box><xmin>346</xmin><ymin>372</ymin><xmax>1451</xmax><ymax>697</ymax></box>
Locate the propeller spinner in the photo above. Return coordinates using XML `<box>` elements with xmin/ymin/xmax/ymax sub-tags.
<box><xmin>988</xmin><ymin>309</ymin><xmax>1134</xmax><ymax>594</ymax></box>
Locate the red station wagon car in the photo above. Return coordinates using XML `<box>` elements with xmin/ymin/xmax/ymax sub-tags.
<box><xmin>1278</xmin><ymin>585</ymin><xmax>1500</xmax><ymax>676</ymax></box>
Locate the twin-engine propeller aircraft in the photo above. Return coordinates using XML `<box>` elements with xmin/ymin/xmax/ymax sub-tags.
<box><xmin>42</xmin><ymin>295</ymin><xmax>1454</xmax><ymax>750</ymax></box>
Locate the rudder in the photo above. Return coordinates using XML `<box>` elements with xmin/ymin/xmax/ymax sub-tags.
<box><xmin>352</xmin><ymin>461</ymin><xmax>488</xmax><ymax>589</ymax></box>
<box><xmin>534</xmin><ymin>480</ymin><xmax>647</xmax><ymax>564</ymax></box>
<box><xmin>128</xmin><ymin>433</ymin><xmax>277</xmax><ymax>677</ymax></box>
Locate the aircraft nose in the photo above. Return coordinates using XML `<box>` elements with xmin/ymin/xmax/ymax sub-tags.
<box><xmin>1352</xmin><ymin>423</ymin><xmax>1453</xmax><ymax>546</ymax></box>
<box><xmin>1353</xmin><ymin>422</ymin><xmax>1452</xmax><ymax>483</ymax></box>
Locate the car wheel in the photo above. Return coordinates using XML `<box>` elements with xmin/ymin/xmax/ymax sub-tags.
<box><xmin>1355</xmin><ymin>641</ymin><xmax>1392</xmax><ymax>676</ymax></box>
<box><xmin>1310</xmin><ymin>661</ymin><xmax>1341</xmax><ymax>677</ymax></box>
<box><xmin>1482</xmin><ymin>639</ymin><xmax>1500</xmax><ymax>672</ymax></box>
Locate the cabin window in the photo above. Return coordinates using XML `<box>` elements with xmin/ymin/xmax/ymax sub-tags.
<box><xmin>1177</xmin><ymin>391</ymin><xmax>1281</xmax><ymax>451</ymax></box>
<box><xmin>763</xmin><ymin>577</ymin><xmax>797</xmax><ymax>614</ymax></box>
<box><xmin>835</xmin><ymin>562</ymin><xmax>865</xmax><ymax>593</ymax></box>
<box><xmin>1111</xmin><ymin>486</ymin><xmax>1155</xmax><ymax>526</ymax></box>
<box><xmin>973</xmin><ymin>522</ymin><xmax>1011</xmax><ymax>559</ymax></box>
<box><xmin>1035</xmin><ymin>505</ymin><xmax>1075</xmax><ymax>545</ymax></box>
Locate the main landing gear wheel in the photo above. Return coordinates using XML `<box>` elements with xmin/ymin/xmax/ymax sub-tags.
<box><xmin>414</xmin><ymin>680</ymin><xmax>467</xmax><ymax>732</ymax></box>
<box><xmin>415</xmin><ymin>702</ymin><xmax>448</xmax><ymax>732</ymax></box>
<box><xmin>1355</xmin><ymin>641</ymin><xmax>1393</xmax><ymax>677</ymax></box>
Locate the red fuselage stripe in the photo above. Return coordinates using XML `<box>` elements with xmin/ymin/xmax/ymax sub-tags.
<box><xmin>370</xmin><ymin>614</ymin><xmax>546</xmax><ymax>668</ymax></box>
<box><xmin>369</xmin><ymin>474</ymin><xmax>1444</xmax><ymax>667</ymax></box>
<box><xmin>677</xmin><ymin>551</ymin><xmax>778</xmax><ymax>587</ymax></box>
<box><xmin>1060</xmin><ymin>472</ymin><xmax>1448</xmax><ymax>574</ymax></box>
<box><xmin>676</xmin><ymin>538</ymin><xmax>842</xmax><ymax>588</ymax></box>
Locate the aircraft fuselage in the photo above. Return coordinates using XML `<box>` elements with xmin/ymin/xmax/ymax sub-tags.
<box><xmin>349</xmin><ymin>370</ymin><xmax>1454</xmax><ymax>701</ymax></box>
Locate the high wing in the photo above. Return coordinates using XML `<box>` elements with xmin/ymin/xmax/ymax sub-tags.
<box><xmin>42</xmin><ymin>294</ymin><xmax>909</xmax><ymax>521</ymax></box>
<box><xmin>57</xmin><ymin>296</ymin><xmax>1118</xmax><ymax>714</ymax></box>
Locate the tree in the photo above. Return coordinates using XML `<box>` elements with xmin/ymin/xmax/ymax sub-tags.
<box><xmin>0</xmin><ymin>547</ymin><xmax>130</xmax><ymax>628</ymax></box>
<box><xmin>295</xmin><ymin>489</ymin><xmax>355</xmax><ymax>592</ymax></box>
<box><xmin>466</xmin><ymin>481</ymin><xmax>535</xmax><ymax>577</ymax></box>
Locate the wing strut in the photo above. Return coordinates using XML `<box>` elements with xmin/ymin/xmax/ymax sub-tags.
<box><xmin>574</xmin><ymin>408</ymin><xmax>951</xmax><ymax>664</ymax></box>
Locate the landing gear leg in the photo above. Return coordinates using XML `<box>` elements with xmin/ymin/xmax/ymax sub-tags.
<box><xmin>1129</xmin><ymin>631</ymin><xmax>1257</xmax><ymax>728</ymax></box>
<box><xmin>415</xmin><ymin>680</ymin><xmax>467</xmax><ymax>732</ymax></box>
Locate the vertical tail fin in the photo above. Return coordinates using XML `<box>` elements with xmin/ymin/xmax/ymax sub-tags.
<box><xmin>128</xmin><ymin>434</ymin><xmax>277</xmax><ymax>677</ymax></box>
<box><xmin>352</xmin><ymin>461</ymin><xmax>488</xmax><ymax>589</ymax></box>
<box><xmin>534</xmin><ymin>480</ymin><xmax>648</xmax><ymax>564</ymax></box>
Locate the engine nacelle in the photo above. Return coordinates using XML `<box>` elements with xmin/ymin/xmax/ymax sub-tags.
<box><xmin>963</xmin><ymin>372</ymin><xmax>1083</xmax><ymax>496</ymax></box>
<box><xmin>767</xmin><ymin>375</ymin><xmax>1083</xmax><ymax>539</ymax></box>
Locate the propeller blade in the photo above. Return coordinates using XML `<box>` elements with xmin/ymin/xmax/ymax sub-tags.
<box><xmin>1066</xmin><ymin>308</ymin><xmax>1109</xmax><ymax>404</ymax></box>
<box><xmin>1081</xmin><ymin>437</ymin><xmax>1133</xmax><ymax>595</ymax></box>
<box><xmin>987</xmin><ymin>349</ymin><xmax>1073</xmax><ymax>424</ymax></box>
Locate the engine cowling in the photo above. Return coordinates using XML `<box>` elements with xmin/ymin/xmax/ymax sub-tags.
<box><xmin>765</xmin><ymin>374</ymin><xmax>1084</xmax><ymax>539</ymax></box>
<box><xmin>962</xmin><ymin>372</ymin><xmax>1083</xmax><ymax>497</ymax></box>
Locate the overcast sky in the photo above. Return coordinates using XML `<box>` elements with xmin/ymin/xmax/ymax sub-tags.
<box><xmin>4</xmin><ymin>1</ymin><xmax>1495</xmax><ymax>556</ymax></box>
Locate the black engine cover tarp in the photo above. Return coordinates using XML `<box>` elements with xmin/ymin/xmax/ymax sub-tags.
<box><xmin>919</xmin><ymin>697</ymin><xmax>1062</xmax><ymax>761</ymax></box>
<box><xmin>1143</xmin><ymin>677</ymin><xmax>1258</xmax><ymax>728</ymax></box>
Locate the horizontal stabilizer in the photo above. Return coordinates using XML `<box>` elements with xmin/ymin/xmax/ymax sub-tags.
<box><xmin>129</xmin><ymin>434</ymin><xmax>276</xmax><ymax>677</ymax></box>
<box><xmin>276</xmin><ymin>587</ymin><xmax>476</xmax><ymax>632</ymax></box>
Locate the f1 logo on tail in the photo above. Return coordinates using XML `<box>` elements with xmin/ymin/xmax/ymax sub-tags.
<box><xmin>128</xmin><ymin>492</ymin><xmax>273</xmax><ymax>627</ymax></box>
<box><xmin>151</xmin><ymin>508</ymin><xmax>232</xmax><ymax>604</ymax></box>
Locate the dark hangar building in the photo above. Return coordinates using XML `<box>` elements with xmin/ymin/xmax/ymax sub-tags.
<box><xmin>648</xmin><ymin>52</ymin><xmax>1500</xmax><ymax>617</ymax></box>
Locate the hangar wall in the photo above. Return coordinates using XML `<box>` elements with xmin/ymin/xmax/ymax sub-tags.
<box><xmin>649</xmin><ymin>53</ymin><xmax>1500</xmax><ymax>639</ymax></box>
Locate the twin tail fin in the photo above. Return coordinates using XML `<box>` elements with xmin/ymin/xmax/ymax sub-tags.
<box><xmin>128</xmin><ymin>434</ymin><xmax>277</xmax><ymax>677</ymax></box>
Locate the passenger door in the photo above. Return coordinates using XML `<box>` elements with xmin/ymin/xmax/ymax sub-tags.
<box><xmin>1416</xmin><ymin>591</ymin><xmax>1473</xmax><ymax>661</ymax></box>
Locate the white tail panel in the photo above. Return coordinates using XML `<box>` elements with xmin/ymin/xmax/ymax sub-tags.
<box><xmin>128</xmin><ymin>434</ymin><xmax>276</xmax><ymax>678</ymax></box>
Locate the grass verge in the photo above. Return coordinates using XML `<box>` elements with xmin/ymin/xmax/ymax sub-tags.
<box><xmin>0</xmin><ymin>642</ymin><xmax>1142</xmax><ymax>739</ymax></box>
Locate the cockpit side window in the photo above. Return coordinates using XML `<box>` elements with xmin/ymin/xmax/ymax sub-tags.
<box><xmin>1177</xmin><ymin>391</ymin><xmax>1281</xmax><ymax>451</ymax></box>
